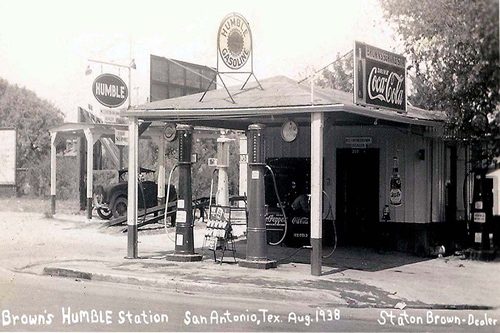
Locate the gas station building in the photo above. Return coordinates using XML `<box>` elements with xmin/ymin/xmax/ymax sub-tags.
<box><xmin>123</xmin><ymin>75</ymin><xmax>454</xmax><ymax>275</ymax></box>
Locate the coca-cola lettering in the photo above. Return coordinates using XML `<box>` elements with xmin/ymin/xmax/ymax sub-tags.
<box><xmin>353</xmin><ymin>41</ymin><xmax>406</xmax><ymax>112</ymax></box>
<box><xmin>291</xmin><ymin>216</ymin><xmax>309</xmax><ymax>225</ymax></box>
<box><xmin>368</xmin><ymin>67</ymin><xmax>404</xmax><ymax>107</ymax></box>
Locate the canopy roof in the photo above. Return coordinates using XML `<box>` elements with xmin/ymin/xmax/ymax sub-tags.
<box><xmin>125</xmin><ymin>76</ymin><xmax>445</xmax><ymax>130</ymax></box>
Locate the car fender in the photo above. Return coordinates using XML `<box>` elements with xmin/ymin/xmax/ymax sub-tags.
<box><xmin>109</xmin><ymin>190</ymin><xmax>127</xmax><ymax>209</ymax></box>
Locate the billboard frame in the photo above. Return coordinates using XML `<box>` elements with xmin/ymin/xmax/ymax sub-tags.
<box><xmin>0</xmin><ymin>127</ymin><xmax>17</xmax><ymax>187</ymax></box>
<box><xmin>353</xmin><ymin>41</ymin><xmax>407</xmax><ymax>113</ymax></box>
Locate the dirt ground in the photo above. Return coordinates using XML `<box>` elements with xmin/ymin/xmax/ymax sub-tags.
<box><xmin>0</xmin><ymin>196</ymin><xmax>81</xmax><ymax>215</ymax></box>
<box><xmin>1</xmin><ymin>196</ymin><xmax>500</xmax><ymax>308</ymax></box>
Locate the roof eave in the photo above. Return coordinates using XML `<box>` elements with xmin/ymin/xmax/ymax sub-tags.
<box><xmin>123</xmin><ymin>103</ymin><xmax>443</xmax><ymax>127</ymax></box>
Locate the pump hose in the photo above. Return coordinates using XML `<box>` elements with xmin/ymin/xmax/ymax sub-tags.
<box><xmin>265</xmin><ymin>165</ymin><xmax>288</xmax><ymax>246</ymax></box>
<box><xmin>163</xmin><ymin>165</ymin><xmax>178</xmax><ymax>242</ymax></box>
<box><xmin>276</xmin><ymin>190</ymin><xmax>337</xmax><ymax>262</ymax></box>
<box><xmin>138</xmin><ymin>176</ymin><xmax>147</xmax><ymax>225</ymax></box>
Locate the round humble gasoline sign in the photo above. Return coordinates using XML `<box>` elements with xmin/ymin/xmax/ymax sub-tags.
<box><xmin>92</xmin><ymin>73</ymin><xmax>128</xmax><ymax>108</ymax></box>
<box><xmin>217</xmin><ymin>13</ymin><xmax>252</xmax><ymax>70</ymax></box>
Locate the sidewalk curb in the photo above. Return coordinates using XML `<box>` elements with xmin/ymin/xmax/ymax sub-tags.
<box><xmin>41</xmin><ymin>266</ymin><xmax>499</xmax><ymax>311</ymax></box>
<box><xmin>42</xmin><ymin>266</ymin><xmax>345</xmax><ymax>305</ymax></box>
<box><xmin>43</xmin><ymin>267</ymin><xmax>93</xmax><ymax>280</ymax></box>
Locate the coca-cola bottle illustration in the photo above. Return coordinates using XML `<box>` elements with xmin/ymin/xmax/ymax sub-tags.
<box><xmin>357</xmin><ymin>46</ymin><xmax>363</xmax><ymax>100</ymax></box>
<box><xmin>390</xmin><ymin>156</ymin><xmax>402</xmax><ymax>206</ymax></box>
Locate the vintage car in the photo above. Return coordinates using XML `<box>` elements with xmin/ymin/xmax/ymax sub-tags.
<box><xmin>93</xmin><ymin>167</ymin><xmax>177</xmax><ymax>220</ymax></box>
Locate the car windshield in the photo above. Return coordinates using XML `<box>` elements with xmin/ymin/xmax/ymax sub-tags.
<box><xmin>118</xmin><ymin>168</ymin><xmax>155</xmax><ymax>182</ymax></box>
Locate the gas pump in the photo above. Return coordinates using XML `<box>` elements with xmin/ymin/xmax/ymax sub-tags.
<box><xmin>239</xmin><ymin>124</ymin><xmax>277</xmax><ymax>269</ymax></box>
<box><xmin>471</xmin><ymin>172</ymin><xmax>494</xmax><ymax>253</ymax></box>
<box><xmin>216</xmin><ymin>133</ymin><xmax>232</xmax><ymax>206</ymax></box>
<box><xmin>165</xmin><ymin>124</ymin><xmax>202</xmax><ymax>262</ymax></box>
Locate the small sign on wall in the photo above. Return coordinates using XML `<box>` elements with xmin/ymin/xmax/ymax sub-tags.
<box><xmin>345</xmin><ymin>137</ymin><xmax>372</xmax><ymax>149</ymax></box>
<box><xmin>101</xmin><ymin>109</ymin><xmax>126</xmax><ymax>124</ymax></box>
<box><xmin>114</xmin><ymin>129</ymin><xmax>128</xmax><ymax>146</ymax></box>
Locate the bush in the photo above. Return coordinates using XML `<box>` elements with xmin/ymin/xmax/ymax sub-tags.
<box><xmin>18</xmin><ymin>155</ymin><xmax>79</xmax><ymax>200</ymax></box>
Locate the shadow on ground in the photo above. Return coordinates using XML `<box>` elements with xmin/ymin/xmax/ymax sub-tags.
<box><xmin>142</xmin><ymin>237</ymin><xmax>431</xmax><ymax>274</ymax></box>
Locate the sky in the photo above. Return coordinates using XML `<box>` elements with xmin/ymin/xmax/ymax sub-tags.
<box><xmin>0</xmin><ymin>0</ymin><xmax>397</xmax><ymax>121</ymax></box>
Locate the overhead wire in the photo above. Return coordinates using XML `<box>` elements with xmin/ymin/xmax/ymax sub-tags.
<box><xmin>297</xmin><ymin>49</ymin><xmax>354</xmax><ymax>84</ymax></box>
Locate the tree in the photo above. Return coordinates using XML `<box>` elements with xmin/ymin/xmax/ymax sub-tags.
<box><xmin>147</xmin><ymin>131</ymin><xmax>241</xmax><ymax>201</ymax></box>
<box><xmin>0</xmin><ymin>78</ymin><xmax>65</xmax><ymax>194</ymax></box>
<box><xmin>380</xmin><ymin>0</ymin><xmax>500</xmax><ymax>165</ymax></box>
<box><xmin>314</xmin><ymin>52</ymin><xmax>354</xmax><ymax>92</ymax></box>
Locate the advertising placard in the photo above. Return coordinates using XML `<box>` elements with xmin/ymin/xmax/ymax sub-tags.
<box><xmin>114</xmin><ymin>129</ymin><xmax>128</xmax><ymax>146</ymax></box>
<box><xmin>354</xmin><ymin>41</ymin><xmax>407</xmax><ymax>113</ymax></box>
<box><xmin>0</xmin><ymin>129</ymin><xmax>16</xmax><ymax>185</ymax></box>
<box><xmin>101</xmin><ymin>109</ymin><xmax>126</xmax><ymax>124</ymax></box>
<box><xmin>217</xmin><ymin>13</ymin><xmax>252</xmax><ymax>70</ymax></box>
<box><xmin>92</xmin><ymin>73</ymin><xmax>128</xmax><ymax>108</ymax></box>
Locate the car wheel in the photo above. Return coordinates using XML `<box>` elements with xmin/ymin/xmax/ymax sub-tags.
<box><xmin>97</xmin><ymin>207</ymin><xmax>113</xmax><ymax>220</ymax></box>
<box><xmin>112</xmin><ymin>196</ymin><xmax>128</xmax><ymax>218</ymax></box>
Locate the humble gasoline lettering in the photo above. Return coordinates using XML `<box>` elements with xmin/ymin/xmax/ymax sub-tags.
<box><xmin>218</xmin><ymin>13</ymin><xmax>252</xmax><ymax>70</ymax></box>
<box><xmin>92</xmin><ymin>73</ymin><xmax>128</xmax><ymax>108</ymax></box>
<box><xmin>354</xmin><ymin>41</ymin><xmax>406</xmax><ymax>112</ymax></box>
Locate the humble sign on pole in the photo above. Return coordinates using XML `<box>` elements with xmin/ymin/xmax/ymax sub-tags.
<box><xmin>200</xmin><ymin>12</ymin><xmax>262</xmax><ymax>103</ymax></box>
<box><xmin>353</xmin><ymin>41</ymin><xmax>407</xmax><ymax>113</ymax></box>
<box><xmin>92</xmin><ymin>73</ymin><xmax>129</xmax><ymax>108</ymax></box>
<box><xmin>217</xmin><ymin>13</ymin><xmax>252</xmax><ymax>70</ymax></box>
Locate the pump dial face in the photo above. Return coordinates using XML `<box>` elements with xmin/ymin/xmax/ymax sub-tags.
<box><xmin>281</xmin><ymin>120</ymin><xmax>298</xmax><ymax>142</ymax></box>
<box><xmin>163</xmin><ymin>123</ymin><xmax>177</xmax><ymax>142</ymax></box>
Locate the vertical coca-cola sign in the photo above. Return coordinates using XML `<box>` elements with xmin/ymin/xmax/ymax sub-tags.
<box><xmin>353</xmin><ymin>41</ymin><xmax>407</xmax><ymax>113</ymax></box>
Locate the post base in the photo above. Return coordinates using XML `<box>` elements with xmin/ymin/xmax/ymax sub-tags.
<box><xmin>165</xmin><ymin>253</ymin><xmax>203</xmax><ymax>262</ymax></box>
<box><xmin>238</xmin><ymin>259</ymin><xmax>277</xmax><ymax>269</ymax></box>
<box><xmin>466</xmin><ymin>249</ymin><xmax>496</xmax><ymax>261</ymax></box>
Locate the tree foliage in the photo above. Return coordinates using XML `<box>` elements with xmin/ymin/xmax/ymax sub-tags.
<box><xmin>147</xmin><ymin>131</ymin><xmax>240</xmax><ymax>200</ymax></box>
<box><xmin>314</xmin><ymin>52</ymin><xmax>354</xmax><ymax>92</ymax></box>
<box><xmin>0</xmin><ymin>78</ymin><xmax>64</xmax><ymax>167</ymax></box>
<box><xmin>380</xmin><ymin>0</ymin><xmax>500</xmax><ymax>161</ymax></box>
<box><xmin>0</xmin><ymin>78</ymin><xmax>65</xmax><ymax>195</ymax></box>
<box><xmin>190</xmin><ymin>132</ymin><xmax>240</xmax><ymax>200</ymax></box>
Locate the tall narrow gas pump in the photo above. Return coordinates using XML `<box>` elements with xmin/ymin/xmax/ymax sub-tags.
<box><xmin>472</xmin><ymin>172</ymin><xmax>494</xmax><ymax>254</ymax></box>
<box><xmin>216</xmin><ymin>133</ymin><xmax>232</xmax><ymax>206</ymax></box>
<box><xmin>166</xmin><ymin>124</ymin><xmax>202</xmax><ymax>262</ymax></box>
<box><xmin>239</xmin><ymin>124</ymin><xmax>277</xmax><ymax>269</ymax></box>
